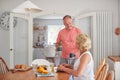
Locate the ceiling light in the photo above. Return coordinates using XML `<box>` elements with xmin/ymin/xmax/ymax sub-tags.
<box><xmin>12</xmin><ymin>0</ymin><xmax>42</xmax><ymax>13</ymax></box>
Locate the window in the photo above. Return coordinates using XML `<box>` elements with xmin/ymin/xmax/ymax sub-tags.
<box><xmin>47</xmin><ymin>25</ymin><xmax>64</xmax><ymax>45</ymax></box>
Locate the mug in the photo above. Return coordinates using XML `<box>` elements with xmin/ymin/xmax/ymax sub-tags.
<box><xmin>69</xmin><ymin>53</ymin><xmax>75</xmax><ymax>58</ymax></box>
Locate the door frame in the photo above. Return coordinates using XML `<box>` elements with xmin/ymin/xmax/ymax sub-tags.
<box><xmin>74</xmin><ymin>12</ymin><xmax>97</xmax><ymax>69</ymax></box>
<box><xmin>9</xmin><ymin>12</ymin><xmax>33</xmax><ymax>68</ymax></box>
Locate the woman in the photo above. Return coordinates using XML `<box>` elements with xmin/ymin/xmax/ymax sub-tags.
<box><xmin>58</xmin><ymin>33</ymin><xmax>94</xmax><ymax>80</ymax></box>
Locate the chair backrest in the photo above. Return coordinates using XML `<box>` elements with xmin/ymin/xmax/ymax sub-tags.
<box><xmin>106</xmin><ymin>70</ymin><xmax>114</xmax><ymax>80</ymax></box>
<box><xmin>0</xmin><ymin>56</ymin><xmax>37</xmax><ymax>80</ymax></box>
<box><xmin>0</xmin><ymin>56</ymin><xmax>9</xmax><ymax>74</ymax></box>
<box><xmin>96</xmin><ymin>63</ymin><xmax>109</xmax><ymax>80</ymax></box>
<box><xmin>95</xmin><ymin>58</ymin><xmax>106</xmax><ymax>80</ymax></box>
<box><xmin>31</xmin><ymin>59</ymin><xmax>50</xmax><ymax>66</ymax></box>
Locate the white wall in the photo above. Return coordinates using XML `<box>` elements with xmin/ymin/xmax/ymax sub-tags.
<box><xmin>0</xmin><ymin>0</ymin><xmax>119</xmax><ymax>67</ymax></box>
<box><xmin>118</xmin><ymin>0</ymin><xmax>120</xmax><ymax>26</ymax></box>
<box><xmin>34</xmin><ymin>19</ymin><xmax>63</xmax><ymax>26</ymax></box>
<box><xmin>0</xmin><ymin>30</ymin><xmax>10</xmax><ymax>66</ymax></box>
<box><xmin>119</xmin><ymin>0</ymin><xmax>120</xmax><ymax>26</ymax></box>
<box><xmin>117</xmin><ymin>0</ymin><xmax>120</xmax><ymax>54</ymax></box>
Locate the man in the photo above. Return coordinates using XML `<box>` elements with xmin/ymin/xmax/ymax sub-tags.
<box><xmin>56</xmin><ymin>15</ymin><xmax>82</xmax><ymax>64</ymax></box>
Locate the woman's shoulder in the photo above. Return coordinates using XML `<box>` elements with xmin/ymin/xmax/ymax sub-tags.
<box><xmin>80</xmin><ymin>51</ymin><xmax>92</xmax><ymax>60</ymax></box>
<box><xmin>81</xmin><ymin>51</ymin><xmax>93</xmax><ymax>62</ymax></box>
<box><xmin>81</xmin><ymin>52</ymin><xmax>90</xmax><ymax>59</ymax></box>
<box><xmin>81</xmin><ymin>51</ymin><xmax>91</xmax><ymax>56</ymax></box>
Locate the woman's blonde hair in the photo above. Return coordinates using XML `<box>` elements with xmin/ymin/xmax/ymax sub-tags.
<box><xmin>76</xmin><ymin>34</ymin><xmax>91</xmax><ymax>51</ymax></box>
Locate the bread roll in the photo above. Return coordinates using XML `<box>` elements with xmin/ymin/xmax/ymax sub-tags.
<box><xmin>20</xmin><ymin>64</ymin><xmax>27</xmax><ymax>69</ymax></box>
<box><xmin>14</xmin><ymin>64</ymin><xmax>27</xmax><ymax>69</ymax></box>
<box><xmin>15</xmin><ymin>65</ymin><xmax>21</xmax><ymax>69</ymax></box>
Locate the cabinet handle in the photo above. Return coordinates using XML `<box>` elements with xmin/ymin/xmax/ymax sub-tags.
<box><xmin>10</xmin><ymin>49</ymin><xmax>13</xmax><ymax>51</ymax></box>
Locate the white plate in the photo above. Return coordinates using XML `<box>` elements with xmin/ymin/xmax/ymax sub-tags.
<box><xmin>37</xmin><ymin>72</ymin><xmax>55</xmax><ymax>77</ymax></box>
<box><xmin>31</xmin><ymin>59</ymin><xmax>50</xmax><ymax>67</ymax></box>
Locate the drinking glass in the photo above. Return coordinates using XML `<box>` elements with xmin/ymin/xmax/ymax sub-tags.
<box><xmin>50</xmin><ymin>62</ymin><xmax>54</xmax><ymax>72</ymax></box>
<box><xmin>32</xmin><ymin>64</ymin><xmax>38</xmax><ymax>75</ymax></box>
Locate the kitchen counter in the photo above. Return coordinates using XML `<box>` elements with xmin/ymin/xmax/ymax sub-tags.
<box><xmin>108</xmin><ymin>55</ymin><xmax>120</xmax><ymax>80</ymax></box>
<box><xmin>108</xmin><ymin>55</ymin><xmax>120</xmax><ymax>62</ymax></box>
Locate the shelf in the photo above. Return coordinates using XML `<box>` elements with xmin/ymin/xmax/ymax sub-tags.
<box><xmin>33</xmin><ymin>45</ymin><xmax>44</xmax><ymax>48</ymax></box>
<box><xmin>33</xmin><ymin>26</ymin><xmax>39</xmax><ymax>30</ymax></box>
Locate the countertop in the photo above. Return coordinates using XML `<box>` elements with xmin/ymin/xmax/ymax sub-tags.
<box><xmin>108</xmin><ymin>55</ymin><xmax>120</xmax><ymax>62</ymax></box>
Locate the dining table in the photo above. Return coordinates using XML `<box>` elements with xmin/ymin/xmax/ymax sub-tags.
<box><xmin>0</xmin><ymin>69</ymin><xmax>70</xmax><ymax>80</ymax></box>
<box><xmin>37</xmin><ymin>72</ymin><xmax>70</xmax><ymax>80</ymax></box>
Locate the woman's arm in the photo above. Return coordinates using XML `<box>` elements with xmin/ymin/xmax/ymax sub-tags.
<box><xmin>58</xmin><ymin>53</ymin><xmax>90</xmax><ymax>77</ymax></box>
<box><xmin>61</xmin><ymin>64</ymin><xmax>73</xmax><ymax>69</ymax></box>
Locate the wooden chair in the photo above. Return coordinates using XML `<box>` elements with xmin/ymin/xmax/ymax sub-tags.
<box><xmin>95</xmin><ymin>58</ymin><xmax>106</xmax><ymax>80</ymax></box>
<box><xmin>97</xmin><ymin>63</ymin><xmax>109</xmax><ymax>80</ymax></box>
<box><xmin>0</xmin><ymin>56</ymin><xmax>9</xmax><ymax>74</ymax></box>
<box><xmin>106</xmin><ymin>70</ymin><xmax>114</xmax><ymax>80</ymax></box>
<box><xmin>0</xmin><ymin>56</ymin><xmax>37</xmax><ymax>80</ymax></box>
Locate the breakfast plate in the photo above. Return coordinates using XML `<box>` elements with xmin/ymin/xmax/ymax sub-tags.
<box><xmin>36</xmin><ymin>72</ymin><xmax>55</xmax><ymax>77</ymax></box>
<box><xmin>12</xmin><ymin>66</ymin><xmax>32</xmax><ymax>73</ymax></box>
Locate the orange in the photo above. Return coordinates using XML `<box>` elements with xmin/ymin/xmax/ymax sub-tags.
<box><xmin>43</xmin><ymin>70</ymin><xmax>49</xmax><ymax>74</ymax></box>
<box><xmin>38</xmin><ymin>67</ymin><xmax>44</xmax><ymax>73</ymax></box>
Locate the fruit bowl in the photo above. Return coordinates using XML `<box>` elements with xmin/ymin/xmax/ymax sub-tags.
<box><xmin>37</xmin><ymin>65</ymin><xmax>49</xmax><ymax>74</ymax></box>
<box><xmin>36</xmin><ymin>65</ymin><xmax>55</xmax><ymax>77</ymax></box>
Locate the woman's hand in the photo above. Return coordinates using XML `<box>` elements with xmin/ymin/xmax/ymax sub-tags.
<box><xmin>61</xmin><ymin>63</ymin><xmax>67</xmax><ymax>67</ymax></box>
<box><xmin>58</xmin><ymin>64</ymin><xmax>65</xmax><ymax>71</ymax></box>
<box><xmin>58</xmin><ymin>64</ymin><xmax>73</xmax><ymax>74</ymax></box>
<box><xmin>60</xmin><ymin>63</ymin><xmax>73</xmax><ymax>69</ymax></box>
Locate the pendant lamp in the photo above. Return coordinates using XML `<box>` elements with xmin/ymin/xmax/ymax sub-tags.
<box><xmin>12</xmin><ymin>0</ymin><xmax>42</xmax><ymax>13</ymax></box>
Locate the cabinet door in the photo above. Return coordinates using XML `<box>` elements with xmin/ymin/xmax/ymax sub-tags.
<box><xmin>108</xmin><ymin>59</ymin><xmax>114</xmax><ymax>70</ymax></box>
<box><xmin>108</xmin><ymin>58</ymin><xmax>120</xmax><ymax>80</ymax></box>
<box><xmin>9</xmin><ymin>14</ymin><xmax>32</xmax><ymax>68</ymax></box>
<box><xmin>114</xmin><ymin>62</ymin><xmax>120</xmax><ymax>80</ymax></box>
<box><xmin>13</xmin><ymin>18</ymin><xmax>28</xmax><ymax>65</ymax></box>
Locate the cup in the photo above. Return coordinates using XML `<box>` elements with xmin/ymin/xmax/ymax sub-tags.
<box><xmin>46</xmin><ymin>66</ymin><xmax>51</xmax><ymax>72</ymax></box>
<box><xmin>32</xmin><ymin>64</ymin><xmax>38</xmax><ymax>74</ymax></box>
<box><xmin>50</xmin><ymin>63</ymin><xmax>54</xmax><ymax>72</ymax></box>
<box><xmin>70</xmin><ymin>53</ymin><xmax>75</xmax><ymax>58</ymax></box>
<box><xmin>54</xmin><ymin>67</ymin><xmax>58</xmax><ymax>73</ymax></box>
<box><xmin>68</xmin><ymin>53</ymin><xmax>75</xmax><ymax>64</ymax></box>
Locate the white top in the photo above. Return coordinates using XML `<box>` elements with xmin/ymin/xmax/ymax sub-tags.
<box><xmin>73</xmin><ymin>51</ymin><xmax>94</xmax><ymax>80</ymax></box>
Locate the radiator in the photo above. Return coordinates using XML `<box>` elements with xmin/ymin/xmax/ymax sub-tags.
<box><xmin>94</xmin><ymin>11</ymin><xmax>113</xmax><ymax>70</ymax></box>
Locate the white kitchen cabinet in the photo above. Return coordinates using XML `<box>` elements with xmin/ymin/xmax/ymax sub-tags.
<box><xmin>33</xmin><ymin>47</ymin><xmax>45</xmax><ymax>60</ymax></box>
<box><xmin>108</xmin><ymin>56</ymin><xmax>120</xmax><ymax>80</ymax></box>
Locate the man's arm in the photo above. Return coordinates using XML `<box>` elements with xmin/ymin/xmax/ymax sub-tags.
<box><xmin>55</xmin><ymin>42</ymin><xmax>60</xmax><ymax>51</ymax></box>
